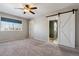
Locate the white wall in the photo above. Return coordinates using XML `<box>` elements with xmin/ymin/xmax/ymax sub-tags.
<box><xmin>0</xmin><ymin>12</ymin><xmax>29</xmax><ymax>42</ymax></box>
<box><xmin>29</xmin><ymin>16</ymin><xmax>48</xmax><ymax>42</ymax></box>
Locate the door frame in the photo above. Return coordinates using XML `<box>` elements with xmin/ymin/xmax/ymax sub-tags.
<box><xmin>48</xmin><ymin>16</ymin><xmax>59</xmax><ymax>44</ymax></box>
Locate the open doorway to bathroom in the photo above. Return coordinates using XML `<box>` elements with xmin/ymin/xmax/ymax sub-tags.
<box><xmin>49</xmin><ymin>20</ymin><xmax>58</xmax><ymax>44</ymax></box>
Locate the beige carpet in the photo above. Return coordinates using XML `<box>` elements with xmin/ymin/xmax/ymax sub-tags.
<box><xmin>0</xmin><ymin>38</ymin><xmax>79</xmax><ymax>56</ymax></box>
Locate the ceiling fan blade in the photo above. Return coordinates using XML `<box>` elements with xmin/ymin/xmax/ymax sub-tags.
<box><xmin>24</xmin><ymin>12</ymin><xmax>26</xmax><ymax>14</ymax></box>
<box><xmin>15</xmin><ymin>8</ymin><xmax>24</xmax><ymax>10</ymax></box>
<box><xmin>25</xmin><ymin>5</ymin><xmax>29</xmax><ymax>8</ymax></box>
<box><xmin>30</xmin><ymin>7</ymin><xmax>37</xmax><ymax>9</ymax></box>
<box><xmin>29</xmin><ymin>11</ymin><xmax>35</xmax><ymax>14</ymax></box>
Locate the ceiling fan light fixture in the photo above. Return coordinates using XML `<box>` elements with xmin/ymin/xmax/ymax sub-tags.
<box><xmin>24</xmin><ymin>9</ymin><xmax>29</xmax><ymax>12</ymax></box>
<box><xmin>16</xmin><ymin>4</ymin><xmax>37</xmax><ymax>14</ymax></box>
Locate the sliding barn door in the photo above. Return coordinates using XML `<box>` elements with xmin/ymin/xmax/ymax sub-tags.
<box><xmin>59</xmin><ymin>12</ymin><xmax>75</xmax><ymax>48</ymax></box>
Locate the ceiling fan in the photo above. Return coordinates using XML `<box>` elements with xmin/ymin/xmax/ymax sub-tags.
<box><xmin>16</xmin><ymin>4</ymin><xmax>37</xmax><ymax>14</ymax></box>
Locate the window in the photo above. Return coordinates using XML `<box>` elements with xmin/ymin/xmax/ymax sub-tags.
<box><xmin>0</xmin><ymin>17</ymin><xmax>22</xmax><ymax>31</ymax></box>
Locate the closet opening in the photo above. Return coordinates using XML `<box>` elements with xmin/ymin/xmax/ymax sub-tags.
<box><xmin>49</xmin><ymin>20</ymin><xmax>58</xmax><ymax>44</ymax></box>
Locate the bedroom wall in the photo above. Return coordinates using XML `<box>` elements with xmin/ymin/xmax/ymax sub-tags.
<box><xmin>0</xmin><ymin>12</ymin><xmax>29</xmax><ymax>42</ymax></box>
<box><xmin>29</xmin><ymin>4</ymin><xmax>79</xmax><ymax>48</ymax></box>
<box><xmin>29</xmin><ymin>16</ymin><xmax>48</xmax><ymax>42</ymax></box>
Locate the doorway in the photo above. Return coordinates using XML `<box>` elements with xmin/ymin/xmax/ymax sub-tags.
<box><xmin>49</xmin><ymin>20</ymin><xmax>58</xmax><ymax>44</ymax></box>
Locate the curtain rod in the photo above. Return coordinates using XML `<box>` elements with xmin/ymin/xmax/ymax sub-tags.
<box><xmin>46</xmin><ymin>9</ymin><xmax>78</xmax><ymax>17</ymax></box>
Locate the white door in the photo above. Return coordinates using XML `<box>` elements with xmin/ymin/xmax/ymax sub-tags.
<box><xmin>59</xmin><ymin>12</ymin><xmax>75</xmax><ymax>48</ymax></box>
